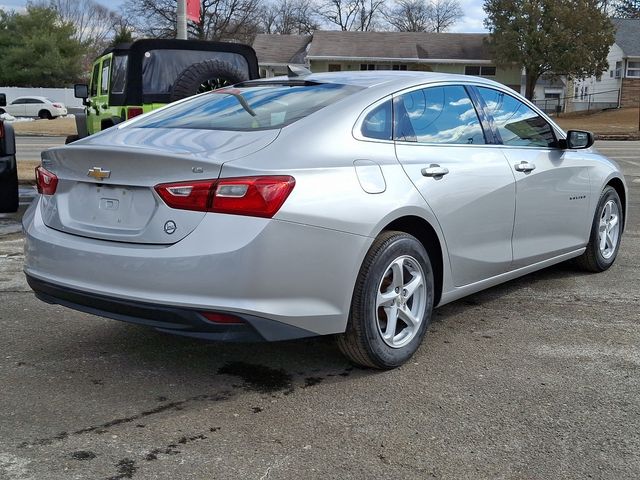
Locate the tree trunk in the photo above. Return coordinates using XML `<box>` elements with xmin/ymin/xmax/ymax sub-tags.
<box><xmin>524</xmin><ymin>70</ymin><xmax>539</xmax><ymax>100</ymax></box>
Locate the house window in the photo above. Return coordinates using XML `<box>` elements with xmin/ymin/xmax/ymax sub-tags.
<box><xmin>328</xmin><ymin>64</ymin><xmax>341</xmax><ymax>72</ymax></box>
<box><xmin>360</xmin><ymin>64</ymin><xmax>375</xmax><ymax>70</ymax></box>
<box><xmin>360</xmin><ymin>64</ymin><xmax>407</xmax><ymax>71</ymax></box>
<box><xmin>464</xmin><ymin>66</ymin><xmax>496</xmax><ymax>76</ymax></box>
<box><xmin>615</xmin><ymin>61</ymin><xmax>622</xmax><ymax>78</ymax></box>
<box><xmin>627</xmin><ymin>61</ymin><xmax>640</xmax><ymax>78</ymax></box>
<box><xmin>610</xmin><ymin>70</ymin><xmax>614</xmax><ymax>78</ymax></box>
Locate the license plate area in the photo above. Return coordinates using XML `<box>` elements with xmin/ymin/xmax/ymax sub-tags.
<box><xmin>65</xmin><ymin>183</ymin><xmax>157</xmax><ymax>231</ymax></box>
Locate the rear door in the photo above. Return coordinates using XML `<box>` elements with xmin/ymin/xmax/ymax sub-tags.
<box><xmin>87</xmin><ymin>61</ymin><xmax>102</xmax><ymax>134</ymax></box>
<box><xmin>475</xmin><ymin>87</ymin><xmax>591</xmax><ymax>267</ymax></box>
<box><xmin>25</xmin><ymin>98</ymin><xmax>44</xmax><ymax>117</ymax></box>
<box><xmin>393</xmin><ymin>84</ymin><xmax>516</xmax><ymax>286</ymax></box>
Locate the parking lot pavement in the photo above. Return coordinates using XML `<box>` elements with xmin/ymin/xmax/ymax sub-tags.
<box><xmin>0</xmin><ymin>141</ymin><xmax>639</xmax><ymax>479</ymax></box>
<box><xmin>15</xmin><ymin>135</ymin><xmax>66</xmax><ymax>162</ymax></box>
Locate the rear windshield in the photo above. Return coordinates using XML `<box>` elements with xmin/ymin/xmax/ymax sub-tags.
<box><xmin>132</xmin><ymin>83</ymin><xmax>363</xmax><ymax>131</ymax></box>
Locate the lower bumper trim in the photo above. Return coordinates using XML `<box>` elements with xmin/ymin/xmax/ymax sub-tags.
<box><xmin>26</xmin><ymin>274</ymin><xmax>316</xmax><ymax>342</ymax></box>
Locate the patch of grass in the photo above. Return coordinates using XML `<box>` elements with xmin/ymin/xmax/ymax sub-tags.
<box><xmin>555</xmin><ymin>107</ymin><xmax>639</xmax><ymax>134</ymax></box>
<box><xmin>12</xmin><ymin>117</ymin><xmax>76</xmax><ymax>136</ymax></box>
<box><xmin>18</xmin><ymin>160</ymin><xmax>39</xmax><ymax>183</ymax></box>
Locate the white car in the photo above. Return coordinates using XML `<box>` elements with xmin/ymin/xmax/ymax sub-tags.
<box><xmin>0</xmin><ymin>96</ymin><xmax>67</xmax><ymax>119</ymax></box>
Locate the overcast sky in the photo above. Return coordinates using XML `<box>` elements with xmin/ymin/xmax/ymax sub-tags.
<box><xmin>0</xmin><ymin>0</ymin><xmax>488</xmax><ymax>33</ymax></box>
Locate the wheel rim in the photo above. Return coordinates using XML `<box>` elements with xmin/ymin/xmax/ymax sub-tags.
<box><xmin>197</xmin><ymin>77</ymin><xmax>230</xmax><ymax>94</ymax></box>
<box><xmin>598</xmin><ymin>199</ymin><xmax>620</xmax><ymax>260</ymax></box>
<box><xmin>375</xmin><ymin>255</ymin><xmax>427</xmax><ymax>349</ymax></box>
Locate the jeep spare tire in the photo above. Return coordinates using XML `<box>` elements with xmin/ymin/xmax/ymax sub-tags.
<box><xmin>169</xmin><ymin>59</ymin><xmax>249</xmax><ymax>102</ymax></box>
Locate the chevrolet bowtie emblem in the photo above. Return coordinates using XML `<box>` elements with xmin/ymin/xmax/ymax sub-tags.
<box><xmin>87</xmin><ymin>167</ymin><xmax>111</xmax><ymax>181</ymax></box>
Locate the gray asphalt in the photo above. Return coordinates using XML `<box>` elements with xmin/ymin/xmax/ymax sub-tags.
<box><xmin>15</xmin><ymin>136</ymin><xmax>66</xmax><ymax>162</ymax></box>
<box><xmin>0</xmin><ymin>141</ymin><xmax>639</xmax><ymax>479</ymax></box>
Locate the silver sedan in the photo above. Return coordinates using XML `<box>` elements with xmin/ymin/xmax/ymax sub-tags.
<box><xmin>23</xmin><ymin>72</ymin><xmax>627</xmax><ymax>368</ymax></box>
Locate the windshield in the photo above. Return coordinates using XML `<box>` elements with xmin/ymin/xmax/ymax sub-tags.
<box><xmin>132</xmin><ymin>83</ymin><xmax>363</xmax><ymax>131</ymax></box>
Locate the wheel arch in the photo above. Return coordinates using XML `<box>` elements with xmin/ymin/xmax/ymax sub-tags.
<box><xmin>381</xmin><ymin>215</ymin><xmax>444</xmax><ymax>307</ymax></box>
<box><xmin>606</xmin><ymin>177</ymin><xmax>627</xmax><ymax>233</ymax></box>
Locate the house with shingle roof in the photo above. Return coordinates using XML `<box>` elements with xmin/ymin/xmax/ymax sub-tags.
<box><xmin>571</xmin><ymin>18</ymin><xmax>640</xmax><ymax>109</ymax></box>
<box><xmin>253</xmin><ymin>31</ymin><xmax>523</xmax><ymax>93</ymax></box>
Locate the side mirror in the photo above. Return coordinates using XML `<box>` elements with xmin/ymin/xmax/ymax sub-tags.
<box><xmin>0</xmin><ymin>93</ymin><xmax>6</xmax><ymax>107</ymax></box>
<box><xmin>565</xmin><ymin>130</ymin><xmax>594</xmax><ymax>149</ymax></box>
<box><xmin>74</xmin><ymin>84</ymin><xmax>89</xmax><ymax>99</ymax></box>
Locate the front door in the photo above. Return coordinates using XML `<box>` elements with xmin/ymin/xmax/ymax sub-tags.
<box><xmin>394</xmin><ymin>84</ymin><xmax>516</xmax><ymax>286</ymax></box>
<box><xmin>476</xmin><ymin>87</ymin><xmax>591</xmax><ymax>267</ymax></box>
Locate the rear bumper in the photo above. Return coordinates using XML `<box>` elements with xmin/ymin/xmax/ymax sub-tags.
<box><xmin>23</xmin><ymin>197</ymin><xmax>370</xmax><ymax>337</ymax></box>
<box><xmin>27</xmin><ymin>275</ymin><xmax>314</xmax><ymax>342</ymax></box>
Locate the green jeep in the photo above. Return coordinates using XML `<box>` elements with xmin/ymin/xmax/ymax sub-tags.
<box><xmin>71</xmin><ymin>39</ymin><xmax>259</xmax><ymax>142</ymax></box>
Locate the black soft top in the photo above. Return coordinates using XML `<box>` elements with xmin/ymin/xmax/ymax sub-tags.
<box><xmin>101</xmin><ymin>39</ymin><xmax>259</xmax><ymax>106</ymax></box>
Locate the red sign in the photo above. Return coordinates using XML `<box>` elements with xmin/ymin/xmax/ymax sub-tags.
<box><xmin>186</xmin><ymin>0</ymin><xmax>200</xmax><ymax>22</ymax></box>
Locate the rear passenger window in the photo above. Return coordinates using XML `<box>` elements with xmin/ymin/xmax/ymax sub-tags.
<box><xmin>394</xmin><ymin>86</ymin><xmax>485</xmax><ymax>145</ymax></box>
<box><xmin>477</xmin><ymin>87</ymin><xmax>556</xmax><ymax>148</ymax></box>
<box><xmin>361</xmin><ymin>100</ymin><xmax>392</xmax><ymax>140</ymax></box>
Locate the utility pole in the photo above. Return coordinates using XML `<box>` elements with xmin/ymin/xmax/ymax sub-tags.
<box><xmin>177</xmin><ymin>0</ymin><xmax>187</xmax><ymax>39</ymax></box>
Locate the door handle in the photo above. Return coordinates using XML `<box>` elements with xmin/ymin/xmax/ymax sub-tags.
<box><xmin>514</xmin><ymin>161</ymin><xmax>536</xmax><ymax>172</ymax></box>
<box><xmin>421</xmin><ymin>164</ymin><xmax>450</xmax><ymax>178</ymax></box>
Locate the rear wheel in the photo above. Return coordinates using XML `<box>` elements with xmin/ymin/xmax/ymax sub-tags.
<box><xmin>169</xmin><ymin>59</ymin><xmax>249</xmax><ymax>102</ymax></box>
<box><xmin>38</xmin><ymin>110</ymin><xmax>52</xmax><ymax>120</ymax></box>
<box><xmin>574</xmin><ymin>186</ymin><xmax>623</xmax><ymax>272</ymax></box>
<box><xmin>337</xmin><ymin>231</ymin><xmax>434</xmax><ymax>369</ymax></box>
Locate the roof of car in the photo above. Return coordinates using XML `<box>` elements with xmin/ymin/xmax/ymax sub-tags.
<box><xmin>12</xmin><ymin>96</ymin><xmax>50</xmax><ymax>101</ymax></box>
<box><xmin>256</xmin><ymin>71</ymin><xmax>505</xmax><ymax>90</ymax></box>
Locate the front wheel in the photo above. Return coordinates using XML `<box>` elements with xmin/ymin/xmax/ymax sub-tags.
<box><xmin>575</xmin><ymin>186</ymin><xmax>623</xmax><ymax>272</ymax></box>
<box><xmin>337</xmin><ymin>231</ymin><xmax>434</xmax><ymax>369</ymax></box>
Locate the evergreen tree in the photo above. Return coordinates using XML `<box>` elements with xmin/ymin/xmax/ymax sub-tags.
<box><xmin>0</xmin><ymin>5</ymin><xmax>84</xmax><ymax>87</ymax></box>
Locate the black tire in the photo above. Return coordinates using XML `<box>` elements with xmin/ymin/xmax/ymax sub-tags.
<box><xmin>65</xmin><ymin>134</ymin><xmax>79</xmax><ymax>144</ymax></box>
<box><xmin>0</xmin><ymin>109</ymin><xmax>5</xmax><ymax>115</ymax></box>
<box><xmin>574</xmin><ymin>186</ymin><xmax>623</xmax><ymax>272</ymax></box>
<box><xmin>38</xmin><ymin>110</ymin><xmax>52</xmax><ymax>120</ymax></box>
<box><xmin>337</xmin><ymin>231</ymin><xmax>434</xmax><ymax>369</ymax></box>
<box><xmin>169</xmin><ymin>59</ymin><xmax>249</xmax><ymax>102</ymax></box>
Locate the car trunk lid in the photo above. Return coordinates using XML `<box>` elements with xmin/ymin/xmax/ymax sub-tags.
<box><xmin>39</xmin><ymin>127</ymin><xmax>279</xmax><ymax>244</ymax></box>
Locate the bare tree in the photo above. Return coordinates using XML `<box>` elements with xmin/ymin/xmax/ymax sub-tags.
<box><xmin>384</xmin><ymin>0</ymin><xmax>433</xmax><ymax>31</ymax></box>
<box><xmin>261</xmin><ymin>0</ymin><xmax>318</xmax><ymax>34</ymax></box>
<box><xmin>44</xmin><ymin>0</ymin><xmax>116</xmax><ymax>44</ymax></box>
<box><xmin>430</xmin><ymin>0</ymin><xmax>462</xmax><ymax>32</ymax></box>
<box><xmin>383</xmin><ymin>0</ymin><xmax>462</xmax><ymax>32</ymax></box>
<box><xmin>123</xmin><ymin>0</ymin><xmax>263</xmax><ymax>43</ymax></box>
<box><xmin>315</xmin><ymin>0</ymin><xmax>385</xmax><ymax>31</ymax></box>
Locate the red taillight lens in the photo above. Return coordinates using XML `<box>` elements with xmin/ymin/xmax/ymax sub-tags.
<box><xmin>154</xmin><ymin>176</ymin><xmax>295</xmax><ymax>218</ymax></box>
<box><xmin>127</xmin><ymin>107</ymin><xmax>143</xmax><ymax>119</ymax></box>
<box><xmin>200</xmin><ymin>312</ymin><xmax>244</xmax><ymax>324</ymax></box>
<box><xmin>52</xmin><ymin>103</ymin><xmax>63</xmax><ymax>108</ymax></box>
<box><xmin>35</xmin><ymin>166</ymin><xmax>58</xmax><ymax>195</ymax></box>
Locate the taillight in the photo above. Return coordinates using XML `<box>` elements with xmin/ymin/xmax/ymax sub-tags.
<box><xmin>52</xmin><ymin>103</ymin><xmax>63</xmax><ymax>108</ymax></box>
<box><xmin>154</xmin><ymin>176</ymin><xmax>295</xmax><ymax>218</ymax></box>
<box><xmin>127</xmin><ymin>107</ymin><xmax>143</xmax><ymax>119</ymax></box>
<box><xmin>35</xmin><ymin>166</ymin><xmax>58</xmax><ymax>195</ymax></box>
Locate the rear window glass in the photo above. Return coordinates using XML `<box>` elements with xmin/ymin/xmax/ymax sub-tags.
<box><xmin>142</xmin><ymin>49</ymin><xmax>249</xmax><ymax>95</ymax></box>
<box><xmin>132</xmin><ymin>83</ymin><xmax>363</xmax><ymax>131</ymax></box>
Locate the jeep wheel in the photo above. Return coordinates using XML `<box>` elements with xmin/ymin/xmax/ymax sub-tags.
<box><xmin>169</xmin><ymin>59</ymin><xmax>249</xmax><ymax>102</ymax></box>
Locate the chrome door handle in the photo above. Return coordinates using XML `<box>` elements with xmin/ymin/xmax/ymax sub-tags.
<box><xmin>421</xmin><ymin>164</ymin><xmax>450</xmax><ymax>178</ymax></box>
<box><xmin>514</xmin><ymin>161</ymin><xmax>536</xmax><ymax>172</ymax></box>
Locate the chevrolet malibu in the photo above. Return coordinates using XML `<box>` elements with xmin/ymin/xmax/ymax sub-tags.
<box><xmin>23</xmin><ymin>72</ymin><xmax>627</xmax><ymax>369</ymax></box>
